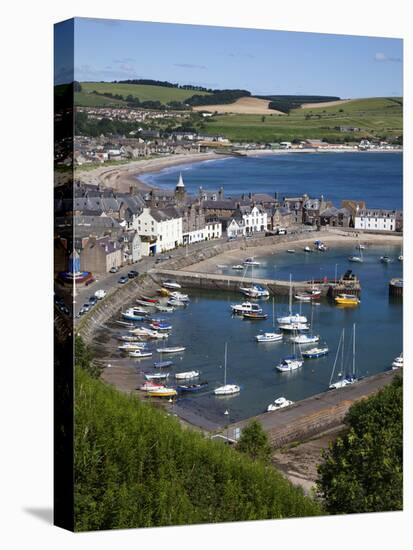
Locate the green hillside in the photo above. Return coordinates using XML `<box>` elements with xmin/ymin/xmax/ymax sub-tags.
<box><xmin>77</xmin><ymin>82</ymin><xmax>210</xmax><ymax>107</ymax></box>
<box><xmin>74</xmin><ymin>366</ymin><xmax>321</xmax><ymax>531</ymax></box>
<box><xmin>202</xmin><ymin>97</ymin><xmax>402</xmax><ymax>143</ymax></box>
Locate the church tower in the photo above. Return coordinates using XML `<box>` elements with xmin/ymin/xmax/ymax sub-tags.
<box><xmin>174</xmin><ymin>172</ymin><xmax>186</xmax><ymax>204</ymax></box>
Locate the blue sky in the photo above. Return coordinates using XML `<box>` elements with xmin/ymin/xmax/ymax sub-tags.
<box><xmin>61</xmin><ymin>17</ymin><xmax>403</xmax><ymax>97</ymax></box>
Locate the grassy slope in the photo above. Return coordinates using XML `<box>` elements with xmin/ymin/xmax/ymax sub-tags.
<box><xmin>202</xmin><ymin>98</ymin><xmax>402</xmax><ymax>142</ymax></box>
<box><xmin>74</xmin><ymin>367</ymin><xmax>321</xmax><ymax>531</ymax></box>
<box><xmin>79</xmin><ymin>82</ymin><xmax>210</xmax><ymax>105</ymax></box>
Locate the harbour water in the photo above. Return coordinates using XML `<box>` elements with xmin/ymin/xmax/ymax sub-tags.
<box><xmin>139</xmin><ymin>152</ymin><xmax>403</xmax><ymax>209</ymax></box>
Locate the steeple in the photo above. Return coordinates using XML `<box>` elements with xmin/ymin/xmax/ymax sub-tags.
<box><xmin>176</xmin><ymin>172</ymin><xmax>185</xmax><ymax>189</ymax></box>
<box><xmin>175</xmin><ymin>172</ymin><xmax>186</xmax><ymax>204</ymax></box>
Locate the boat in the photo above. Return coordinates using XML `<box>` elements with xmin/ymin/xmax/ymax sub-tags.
<box><xmin>278</xmin><ymin>322</ymin><xmax>309</xmax><ymax>332</ymax></box>
<box><xmin>232</xmin><ymin>264</ymin><xmax>244</xmax><ymax>270</ymax></box>
<box><xmin>167</xmin><ymin>298</ymin><xmax>187</xmax><ymax>307</ymax></box>
<box><xmin>155</xmin><ymin>304</ymin><xmax>175</xmax><ymax>313</ymax></box>
<box><xmin>140</xmin><ymin>295</ymin><xmax>158</xmax><ymax>304</ymax></box>
<box><xmin>243</xmin><ymin>312</ymin><xmax>268</xmax><ymax>320</ymax></box>
<box><xmin>287</xmin><ymin>249</ymin><xmax>296</xmax><ymax>254</ymax></box>
<box><xmin>156</xmin><ymin>346</ymin><xmax>186</xmax><ymax>354</ymax></box>
<box><xmin>276</xmin><ymin>356</ymin><xmax>303</xmax><ymax>372</ymax></box>
<box><xmin>175</xmin><ymin>370</ymin><xmax>200</xmax><ymax>380</ymax></box>
<box><xmin>149</xmin><ymin>322</ymin><xmax>172</xmax><ymax>331</ymax></box>
<box><xmin>267</xmin><ymin>397</ymin><xmax>294</xmax><ymax>412</ymax></box>
<box><xmin>214</xmin><ymin>343</ymin><xmax>240</xmax><ymax>396</ymax></box>
<box><xmin>392</xmin><ymin>353</ymin><xmax>403</xmax><ymax>370</ymax></box>
<box><xmin>140</xmin><ymin>381</ymin><xmax>165</xmax><ymax>391</ymax></box>
<box><xmin>170</xmin><ymin>291</ymin><xmax>190</xmax><ymax>302</ymax></box>
<box><xmin>177</xmin><ymin>382</ymin><xmax>208</xmax><ymax>393</ymax></box>
<box><xmin>115</xmin><ymin>320</ymin><xmax>135</xmax><ymax>328</ymax></box>
<box><xmin>294</xmin><ymin>290</ymin><xmax>320</xmax><ymax>302</ymax></box>
<box><xmin>329</xmin><ymin>325</ymin><xmax>358</xmax><ymax>389</ymax></box>
<box><xmin>380</xmin><ymin>255</ymin><xmax>393</xmax><ymax>264</ymax></box>
<box><xmin>162</xmin><ymin>279</ymin><xmax>181</xmax><ymax>290</ymax></box>
<box><xmin>157</xmin><ymin>288</ymin><xmax>171</xmax><ymax>297</ymax></box>
<box><xmin>130</xmin><ymin>327</ymin><xmax>168</xmax><ymax>339</ymax></box>
<box><xmin>153</xmin><ymin>360</ymin><xmax>174</xmax><ymax>368</ymax></box>
<box><xmin>303</xmin><ymin>246</ymin><xmax>313</xmax><ymax>253</ymax></box>
<box><xmin>277</xmin><ymin>274</ymin><xmax>308</xmax><ymax>324</ymax></box>
<box><xmin>117</xmin><ymin>334</ymin><xmax>141</xmax><ymax>342</ymax></box>
<box><xmin>315</xmin><ymin>240</ymin><xmax>327</xmax><ymax>252</ymax></box>
<box><xmin>146</xmin><ymin>387</ymin><xmax>177</xmax><ymax>397</ymax></box>
<box><xmin>240</xmin><ymin>284</ymin><xmax>270</xmax><ymax>299</ymax></box>
<box><xmin>349</xmin><ymin>241</ymin><xmax>364</xmax><ymax>263</ymax></box>
<box><xmin>129</xmin><ymin>350</ymin><xmax>153</xmax><ymax>358</ymax></box>
<box><xmin>144</xmin><ymin>372</ymin><xmax>169</xmax><ymax>381</ymax></box>
<box><xmin>231</xmin><ymin>302</ymin><xmax>263</xmax><ymax>315</ymax></box>
<box><xmin>291</xmin><ymin>334</ymin><xmax>319</xmax><ymax>344</ymax></box>
<box><xmin>302</xmin><ymin>346</ymin><xmax>329</xmax><ymax>358</ymax></box>
<box><xmin>243</xmin><ymin>257</ymin><xmax>260</xmax><ymax>266</ymax></box>
<box><xmin>135</xmin><ymin>300</ymin><xmax>154</xmax><ymax>308</ymax></box>
<box><xmin>118</xmin><ymin>342</ymin><xmax>146</xmax><ymax>351</ymax></box>
<box><xmin>121</xmin><ymin>308</ymin><xmax>148</xmax><ymax>321</ymax></box>
<box><xmin>398</xmin><ymin>246</ymin><xmax>403</xmax><ymax>261</ymax></box>
<box><xmin>334</xmin><ymin>293</ymin><xmax>360</xmax><ymax>306</ymax></box>
<box><xmin>255</xmin><ymin>298</ymin><xmax>283</xmax><ymax>342</ymax></box>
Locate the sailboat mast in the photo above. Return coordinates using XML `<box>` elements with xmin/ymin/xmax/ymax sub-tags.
<box><xmin>272</xmin><ymin>297</ymin><xmax>275</xmax><ymax>328</ymax></box>
<box><xmin>329</xmin><ymin>330</ymin><xmax>343</xmax><ymax>386</ymax></box>
<box><xmin>289</xmin><ymin>273</ymin><xmax>292</xmax><ymax>314</ymax></box>
<box><xmin>352</xmin><ymin>323</ymin><xmax>356</xmax><ymax>377</ymax></box>
<box><xmin>224</xmin><ymin>342</ymin><xmax>228</xmax><ymax>385</ymax></box>
<box><xmin>341</xmin><ymin>328</ymin><xmax>345</xmax><ymax>375</ymax></box>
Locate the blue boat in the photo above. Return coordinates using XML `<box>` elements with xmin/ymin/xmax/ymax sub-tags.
<box><xmin>154</xmin><ymin>360</ymin><xmax>174</xmax><ymax>368</ymax></box>
<box><xmin>302</xmin><ymin>346</ymin><xmax>329</xmax><ymax>359</ymax></box>
<box><xmin>177</xmin><ymin>382</ymin><xmax>208</xmax><ymax>393</ymax></box>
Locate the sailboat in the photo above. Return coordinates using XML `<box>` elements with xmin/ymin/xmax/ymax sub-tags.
<box><xmin>256</xmin><ymin>298</ymin><xmax>283</xmax><ymax>342</ymax></box>
<box><xmin>291</xmin><ymin>306</ymin><xmax>319</xmax><ymax>344</ymax></box>
<box><xmin>275</xmin><ymin>332</ymin><xmax>303</xmax><ymax>372</ymax></box>
<box><xmin>329</xmin><ymin>324</ymin><xmax>358</xmax><ymax>389</ymax></box>
<box><xmin>348</xmin><ymin>244</ymin><xmax>364</xmax><ymax>263</ymax></box>
<box><xmin>277</xmin><ymin>274</ymin><xmax>308</xmax><ymax>325</ymax></box>
<box><xmin>214</xmin><ymin>343</ymin><xmax>240</xmax><ymax>395</ymax></box>
<box><xmin>239</xmin><ymin>263</ymin><xmax>269</xmax><ymax>298</ymax></box>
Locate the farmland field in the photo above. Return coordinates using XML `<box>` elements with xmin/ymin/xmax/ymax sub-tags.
<box><xmin>201</xmin><ymin>97</ymin><xmax>402</xmax><ymax>142</ymax></box>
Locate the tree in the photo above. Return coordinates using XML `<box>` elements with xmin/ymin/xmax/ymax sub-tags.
<box><xmin>236</xmin><ymin>420</ymin><xmax>271</xmax><ymax>463</ymax></box>
<box><xmin>317</xmin><ymin>376</ymin><xmax>403</xmax><ymax>514</ymax></box>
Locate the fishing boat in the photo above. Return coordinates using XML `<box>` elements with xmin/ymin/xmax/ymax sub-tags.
<box><xmin>334</xmin><ymin>293</ymin><xmax>360</xmax><ymax>306</ymax></box>
<box><xmin>156</xmin><ymin>346</ymin><xmax>186</xmax><ymax>354</ymax></box>
<box><xmin>302</xmin><ymin>346</ymin><xmax>329</xmax><ymax>358</ymax></box>
<box><xmin>175</xmin><ymin>370</ymin><xmax>200</xmax><ymax>380</ymax></box>
<box><xmin>329</xmin><ymin>325</ymin><xmax>358</xmax><ymax>389</ymax></box>
<box><xmin>146</xmin><ymin>387</ymin><xmax>177</xmax><ymax>398</ymax></box>
<box><xmin>140</xmin><ymin>295</ymin><xmax>158</xmax><ymax>304</ymax></box>
<box><xmin>291</xmin><ymin>334</ymin><xmax>319</xmax><ymax>344</ymax></box>
<box><xmin>177</xmin><ymin>382</ymin><xmax>208</xmax><ymax>393</ymax></box>
<box><xmin>140</xmin><ymin>381</ymin><xmax>165</xmax><ymax>391</ymax></box>
<box><xmin>267</xmin><ymin>397</ymin><xmax>294</xmax><ymax>412</ymax></box>
<box><xmin>276</xmin><ymin>356</ymin><xmax>303</xmax><ymax>372</ymax></box>
<box><xmin>231</xmin><ymin>302</ymin><xmax>263</xmax><ymax>315</ymax></box>
<box><xmin>155</xmin><ymin>304</ymin><xmax>174</xmax><ymax>313</ymax></box>
<box><xmin>392</xmin><ymin>353</ymin><xmax>403</xmax><ymax>370</ymax></box>
<box><xmin>129</xmin><ymin>350</ymin><xmax>153</xmax><ymax>358</ymax></box>
<box><xmin>214</xmin><ymin>343</ymin><xmax>240</xmax><ymax>396</ymax></box>
<box><xmin>243</xmin><ymin>257</ymin><xmax>260</xmax><ymax>266</ymax></box>
<box><xmin>277</xmin><ymin>274</ymin><xmax>308</xmax><ymax>324</ymax></box>
<box><xmin>157</xmin><ymin>288</ymin><xmax>171</xmax><ymax>297</ymax></box>
<box><xmin>149</xmin><ymin>322</ymin><xmax>172</xmax><ymax>332</ymax></box>
<box><xmin>144</xmin><ymin>372</ymin><xmax>169</xmax><ymax>381</ymax></box>
<box><xmin>278</xmin><ymin>322</ymin><xmax>309</xmax><ymax>332</ymax></box>
<box><xmin>162</xmin><ymin>279</ymin><xmax>181</xmax><ymax>290</ymax></box>
<box><xmin>232</xmin><ymin>264</ymin><xmax>245</xmax><ymax>270</ymax></box>
<box><xmin>380</xmin><ymin>255</ymin><xmax>393</xmax><ymax>264</ymax></box>
<box><xmin>153</xmin><ymin>360</ymin><xmax>174</xmax><ymax>368</ymax></box>
<box><xmin>243</xmin><ymin>312</ymin><xmax>268</xmax><ymax>320</ymax></box>
<box><xmin>121</xmin><ymin>308</ymin><xmax>148</xmax><ymax>321</ymax></box>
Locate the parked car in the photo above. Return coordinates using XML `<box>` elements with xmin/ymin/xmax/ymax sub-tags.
<box><xmin>127</xmin><ymin>270</ymin><xmax>139</xmax><ymax>279</ymax></box>
<box><xmin>118</xmin><ymin>276</ymin><xmax>128</xmax><ymax>284</ymax></box>
<box><xmin>109</xmin><ymin>266</ymin><xmax>119</xmax><ymax>273</ymax></box>
<box><xmin>94</xmin><ymin>289</ymin><xmax>106</xmax><ymax>299</ymax></box>
<box><xmin>89</xmin><ymin>296</ymin><xmax>98</xmax><ymax>305</ymax></box>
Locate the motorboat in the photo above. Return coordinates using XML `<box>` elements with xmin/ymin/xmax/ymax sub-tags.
<box><xmin>175</xmin><ymin>370</ymin><xmax>200</xmax><ymax>380</ymax></box>
<box><xmin>232</xmin><ymin>265</ymin><xmax>244</xmax><ymax>270</ymax></box>
<box><xmin>149</xmin><ymin>322</ymin><xmax>172</xmax><ymax>332</ymax></box>
<box><xmin>162</xmin><ymin>279</ymin><xmax>181</xmax><ymax>290</ymax></box>
<box><xmin>256</xmin><ymin>332</ymin><xmax>283</xmax><ymax>343</ymax></box>
<box><xmin>177</xmin><ymin>382</ymin><xmax>208</xmax><ymax>393</ymax></box>
<box><xmin>303</xmin><ymin>246</ymin><xmax>313</xmax><ymax>253</ymax></box>
<box><xmin>278</xmin><ymin>322</ymin><xmax>310</xmax><ymax>332</ymax></box>
<box><xmin>275</xmin><ymin>356</ymin><xmax>303</xmax><ymax>372</ymax></box>
<box><xmin>156</xmin><ymin>346</ymin><xmax>186</xmax><ymax>354</ymax></box>
<box><xmin>146</xmin><ymin>387</ymin><xmax>177</xmax><ymax>397</ymax></box>
<box><xmin>334</xmin><ymin>293</ymin><xmax>360</xmax><ymax>306</ymax></box>
<box><xmin>302</xmin><ymin>346</ymin><xmax>329</xmax><ymax>358</ymax></box>
<box><xmin>380</xmin><ymin>255</ymin><xmax>393</xmax><ymax>264</ymax></box>
<box><xmin>231</xmin><ymin>302</ymin><xmax>263</xmax><ymax>315</ymax></box>
<box><xmin>170</xmin><ymin>291</ymin><xmax>190</xmax><ymax>302</ymax></box>
<box><xmin>287</xmin><ymin>249</ymin><xmax>296</xmax><ymax>254</ymax></box>
<box><xmin>392</xmin><ymin>354</ymin><xmax>403</xmax><ymax>370</ymax></box>
<box><xmin>121</xmin><ymin>308</ymin><xmax>148</xmax><ymax>321</ymax></box>
<box><xmin>153</xmin><ymin>360</ymin><xmax>174</xmax><ymax>368</ymax></box>
<box><xmin>267</xmin><ymin>397</ymin><xmax>294</xmax><ymax>412</ymax></box>
<box><xmin>294</xmin><ymin>291</ymin><xmax>320</xmax><ymax>302</ymax></box>
<box><xmin>214</xmin><ymin>343</ymin><xmax>240</xmax><ymax>396</ymax></box>
<box><xmin>117</xmin><ymin>334</ymin><xmax>141</xmax><ymax>342</ymax></box>
<box><xmin>155</xmin><ymin>304</ymin><xmax>175</xmax><ymax>313</ymax></box>
<box><xmin>118</xmin><ymin>342</ymin><xmax>146</xmax><ymax>351</ymax></box>
<box><xmin>144</xmin><ymin>372</ymin><xmax>169</xmax><ymax>381</ymax></box>
<box><xmin>243</xmin><ymin>312</ymin><xmax>268</xmax><ymax>320</ymax></box>
<box><xmin>129</xmin><ymin>350</ymin><xmax>153</xmax><ymax>358</ymax></box>
<box><xmin>291</xmin><ymin>334</ymin><xmax>319</xmax><ymax>345</ymax></box>
<box><xmin>243</xmin><ymin>257</ymin><xmax>260</xmax><ymax>266</ymax></box>
<box><xmin>139</xmin><ymin>381</ymin><xmax>165</xmax><ymax>391</ymax></box>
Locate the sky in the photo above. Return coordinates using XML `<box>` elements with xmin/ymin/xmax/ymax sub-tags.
<box><xmin>56</xmin><ymin>17</ymin><xmax>403</xmax><ymax>97</ymax></box>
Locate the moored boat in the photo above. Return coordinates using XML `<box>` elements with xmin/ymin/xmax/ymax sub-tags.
<box><xmin>275</xmin><ymin>356</ymin><xmax>303</xmax><ymax>372</ymax></box>
<box><xmin>156</xmin><ymin>346</ymin><xmax>186</xmax><ymax>354</ymax></box>
<box><xmin>291</xmin><ymin>334</ymin><xmax>319</xmax><ymax>344</ymax></box>
<box><xmin>301</xmin><ymin>346</ymin><xmax>329</xmax><ymax>358</ymax></box>
<box><xmin>231</xmin><ymin>302</ymin><xmax>262</xmax><ymax>315</ymax></box>
<box><xmin>243</xmin><ymin>257</ymin><xmax>260</xmax><ymax>266</ymax></box>
<box><xmin>267</xmin><ymin>397</ymin><xmax>294</xmax><ymax>412</ymax></box>
<box><xmin>129</xmin><ymin>350</ymin><xmax>153</xmax><ymax>358</ymax></box>
<box><xmin>256</xmin><ymin>332</ymin><xmax>283</xmax><ymax>342</ymax></box>
<box><xmin>243</xmin><ymin>312</ymin><xmax>268</xmax><ymax>320</ymax></box>
<box><xmin>334</xmin><ymin>293</ymin><xmax>360</xmax><ymax>306</ymax></box>
<box><xmin>214</xmin><ymin>343</ymin><xmax>240</xmax><ymax>396</ymax></box>
<box><xmin>177</xmin><ymin>382</ymin><xmax>208</xmax><ymax>393</ymax></box>
<box><xmin>175</xmin><ymin>370</ymin><xmax>200</xmax><ymax>380</ymax></box>
<box><xmin>232</xmin><ymin>264</ymin><xmax>244</xmax><ymax>270</ymax></box>
<box><xmin>140</xmin><ymin>295</ymin><xmax>158</xmax><ymax>303</ymax></box>
<box><xmin>329</xmin><ymin>324</ymin><xmax>358</xmax><ymax>389</ymax></box>
<box><xmin>144</xmin><ymin>372</ymin><xmax>169</xmax><ymax>381</ymax></box>
<box><xmin>157</xmin><ymin>288</ymin><xmax>171</xmax><ymax>297</ymax></box>
<box><xmin>155</xmin><ymin>304</ymin><xmax>175</xmax><ymax>313</ymax></box>
<box><xmin>162</xmin><ymin>279</ymin><xmax>181</xmax><ymax>290</ymax></box>
<box><xmin>278</xmin><ymin>322</ymin><xmax>310</xmax><ymax>332</ymax></box>
<box><xmin>392</xmin><ymin>353</ymin><xmax>403</xmax><ymax>370</ymax></box>
<box><xmin>146</xmin><ymin>387</ymin><xmax>177</xmax><ymax>397</ymax></box>
<box><xmin>380</xmin><ymin>255</ymin><xmax>393</xmax><ymax>264</ymax></box>
<box><xmin>153</xmin><ymin>360</ymin><xmax>174</xmax><ymax>368</ymax></box>
<box><xmin>139</xmin><ymin>381</ymin><xmax>165</xmax><ymax>391</ymax></box>
<box><xmin>121</xmin><ymin>308</ymin><xmax>148</xmax><ymax>321</ymax></box>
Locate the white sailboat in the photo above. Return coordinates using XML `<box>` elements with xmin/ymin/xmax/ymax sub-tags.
<box><xmin>214</xmin><ymin>343</ymin><xmax>240</xmax><ymax>395</ymax></box>
<box><xmin>256</xmin><ymin>298</ymin><xmax>283</xmax><ymax>342</ymax></box>
<box><xmin>329</xmin><ymin>324</ymin><xmax>358</xmax><ymax>389</ymax></box>
<box><xmin>348</xmin><ymin>245</ymin><xmax>363</xmax><ymax>263</ymax></box>
<box><xmin>275</xmin><ymin>334</ymin><xmax>303</xmax><ymax>372</ymax></box>
<box><xmin>277</xmin><ymin>274</ymin><xmax>308</xmax><ymax>325</ymax></box>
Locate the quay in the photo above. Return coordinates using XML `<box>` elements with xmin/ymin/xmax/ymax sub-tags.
<box><xmin>152</xmin><ymin>268</ymin><xmax>361</xmax><ymax>297</ymax></box>
<box><xmin>218</xmin><ymin>369</ymin><xmax>399</xmax><ymax>449</ymax></box>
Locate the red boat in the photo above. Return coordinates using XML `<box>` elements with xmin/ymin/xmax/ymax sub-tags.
<box><xmin>140</xmin><ymin>295</ymin><xmax>159</xmax><ymax>303</ymax></box>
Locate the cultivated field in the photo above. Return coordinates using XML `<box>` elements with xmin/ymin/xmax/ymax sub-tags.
<box><xmin>300</xmin><ymin>99</ymin><xmax>352</xmax><ymax>109</ymax></box>
<box><xmin>202</xmin><ymin>97</ymin><xmax>402</xmax><ymax>142</ymax></box>
<box><xmin>193</xmin><ymin>96</ymin><xmax>284</xmax><ymax>115</ymax></box>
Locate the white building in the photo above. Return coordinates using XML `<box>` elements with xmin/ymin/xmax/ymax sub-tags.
<box><xmin>226</xmin><ymin>205</ymin><xmax>267</xmax><ymax>238</ymax></box>
<box><xmin>182</xmin><ymin>220</ymin><xmax>222</xmax><ymax>244</ymax></box>
<box><xmin>135</xmin><ymin>207</ymin><xmax>183</xmax><ymax>255</ymax></box>
<box><xmin>354</xmin><ymin>208</ymin><xmax>397</xmax><ymax>232</ymax></box>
